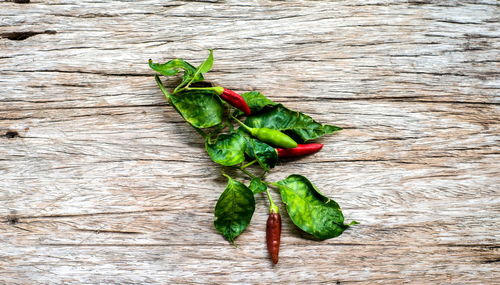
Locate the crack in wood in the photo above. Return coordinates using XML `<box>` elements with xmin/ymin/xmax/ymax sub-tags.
<box><xmin>0</xmin><ymin>30</ymin><xmax>56</xmax><ymax>41</ymax></box>
<box><xmin>18</xmin><ymin>208</ymin><xmax>196</xmax><ymax>220</ymax></box>
<box><xmin>6</xmin><ymin>0</ymin><xmax>30</xmax><ymax>3</ymax></box>
<box><xmin>8</xmin><ymin>69</ymin><xmax>150</xmax><ymax>77</ymax></box>
<box><xmin>3</xmin><ymin>130</ymin><xmax>19</xmax><ymax>138</ymax></box>
<box><xmin>75</xmin><ymin>228</ymin><xmax>144</xmax><ymax>235</ymax></box>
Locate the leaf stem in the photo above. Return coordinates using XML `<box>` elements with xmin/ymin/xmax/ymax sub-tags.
<box><xmin>185</xmin><ymin>49</ymin><xmax>213</xmax><ymax>89</ymax></box>
<box><xmin>236</xmin><ymin>167</ymin><xmax>278</xmax><ymax>212</ymax></box>
<box><xmin>206</xmin><ymin>123</ymin><xmax>226</xmax><ymax>139</ymax></box>
<box><xmin>154</xmin><ymin>75</ymin><xmax>171</xmax><ymax>102</ymax></box>
<box><xmin>259</xmin><ymin>171</ymin><xmax>268</xmax><ymax>179</ymax></box>
<box><xmin>261</xmin><ymin>180</ymin><xmax>282</xmax><ymax>194</ymax></box>
<box><xmin>241</xmin><ymin>160</ymin><xmax>257</xmax><ymax>169</ymax></box>
<box><xmin>256</xmin><ymin>179</ymin><xmax>279</xmax><ymax>188</ymax></box>
<box><xmin>192</xmin><ymin>126</ymin><xmax>208</xmax><ymax>139</ymax></box>
<box><xmin>155</xmin><ymin>75</ymin><xmax>207</xmax><ymax>138</ymax></box>
<box><xmin>172</xmin><ymin>85</ymin><xmax>185</xmax><ymax>95</ymax></box>
<box><xmin>237</xmin><ymin>167</ymin><xmax>258</xmax><ymax>180</ymax></box>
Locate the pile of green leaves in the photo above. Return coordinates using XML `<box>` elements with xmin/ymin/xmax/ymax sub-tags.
<box><xmin>149</xmin><ymin>50</ymin><xmax>356</xmax><ymax>245</ymax></box>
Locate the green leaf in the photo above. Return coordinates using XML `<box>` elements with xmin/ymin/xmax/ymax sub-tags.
<box><xmin>186</xmin><ymin>50</ymin><xmax>214</xmax><ymax>87</ymax></box>
<box><xmin>234</xmin><ymin>91</ymin><xmax>277</xmax><ymax>116</ymax></box>
<box><xmin>237</xmin><ymin>129</ymin><xmax>278</xmax><ymax>171</ymax></box>
<box><xmin>246</xmin><ymin>138</ymin><xmax>278</xmax><ymax>171</ymax></box>
<box><xmin>148</xmin><ymin>58</ymin><xmax>204</xmax><ymax>83</ymax></box>
<box><xmin>277</xmin><ymin>175</ymin><xmax>349</xmax><ymax>240</ymax></box>
<box><xmin>245</xmin><ymin>104</ymin><xmax>342</xmax><ymax>142</ymax></box>
<box><xmin>205</xmin><ymin>133</ymin><xmax>246</xmax><ymax>166</ymax></box>
<box><xmin>170</xmin><ymin>89</ymin><xmax>223</xmax><ymax>128</ymax></box>
<box><xmin>214</xmin><ymin>175</ymin><xmax>256</xmax><ymax>243</ymax></box>
<box><xmin>249</xmin><ymin>178</ymin><xmax>267</xmax><ymax>194</ymax></box>
<box><xmin>196</xmin><ymin>49</ymin><xmax>214</xmax><ymax>74</ymax></box>
<box><xmin>154</xmin><ymin>75</ymin><xmax>171</xmax><ymax>101</ymax></box>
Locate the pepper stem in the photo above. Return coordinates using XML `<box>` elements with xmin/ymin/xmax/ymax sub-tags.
<box><xmin>173</xmin><ymin>86</ymin><xmax>224</xmax><ymax>95</ymax></box>
<box><xmin>184</xmin><ymin>86</ymin><xmax>224</xmax><ymax>95</ymax></box>
<box><xmin>265</xmin><ymin>188</ymin><xmax>279</xmax><ymax>214</ymax></box>
<box><xmin>231</xmin><ymin>116</ymin><xmax>252</xmax><ymax>133</ymax></box>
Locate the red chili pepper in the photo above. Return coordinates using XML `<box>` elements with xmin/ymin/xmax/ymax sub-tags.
<box><xmin>276</xmin><ymin>143</ymin><xmax>323</xmax><ymax>158</ymax></box>
<box><xmin>266</xmin><ymin>210</ymin><xmax>281</xmax><ymax>264</ymax></box>
<box><xmin>213</xmin><ymin>87</ymin><xmax>251</xmax><ymax>115</ymax></box>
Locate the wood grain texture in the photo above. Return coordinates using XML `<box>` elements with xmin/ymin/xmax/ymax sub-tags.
<box><xmin>1</xmin><ymin>0</ymin><xmax>499</xmax><ymax>284</ymax></box>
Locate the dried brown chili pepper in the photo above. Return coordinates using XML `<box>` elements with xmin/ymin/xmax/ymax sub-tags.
<box><xmin>266</xmin><ymin>201</ymin><xmax>281</xmax><ymax>264</ymax></box>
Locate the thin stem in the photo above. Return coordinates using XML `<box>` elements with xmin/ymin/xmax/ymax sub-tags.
<box><xmin>155</xmin><ymin>76</ymin><xmax>207</xmax><ymax>138</ymax></box>
<box><xmin>184</xmin><ymin>77</ymin><xmax>195</xmax><ymax>90</ymax></box>
<box><xmin>192</xmin><ymin>126</ymin><xmax>208</xmax><ymax>139</ymax></box>
<box><xmin>265</xmin><ymin>188</ymin><xmax>279</xmax><ymax>213</ymax></box>
<box><xmin>237</xmin><ymin>167</ymin><xmax>258</xmax><ymax>179</ymax></box>
<box><xmin>184</xmin><ymin>72</ymin><xmax>199</xmax><ymax>90</ymax></box>
<box><xmin>172</xmin><ymin>85</ymin><xmax>185</xmax><ymax>95</ymax></box>
<box><xmin>241</xmin><ymin>160</ymin><xmax>257</xmax><ymax>169</ymax></box>
<box><xmin>206</xmin><ymin>123</ymin><xmax>226</xmax><ymax>139</ymax></box>
<box><xmin>174</xmin><ymin>86</ymin><xmax>223</xmax><ymax>96</ymax></box>
<box><xmin>259</xmin><ymin>170</ymin><xmax>268</xmax><ymax>179</ymax></box>
<box><xmin>237</xmin><ymin>168</ymin><xmax>282</xmax><ymax>196</ymax></box>
<box><xmin>259</xmin><ymin>180</ymin><xmax>281</xmax><ymax>190</ymax></box>
<box><xmin>185</xmin><ymin>87</ymin><xmax>216</xmax><ymax>91</ymax></box>
<box><xmin>267</xmin><ymin>181</ymin><xmax>281</xmax><ymax>188</ymax></box>
<box><xmin>173</xmin><ymin>82</ymin><xmax>192</xmax><ymax>95</ymax></box>
<box><xmin>154</xmin><ymin>75</ymin><xmax>171</xmax><ymax>102</ymax></box>
<box><xmin>231</xmin><ymin>116</ymin><xmax>252</xmax><ymax>133</ymax></box>
<box><xmin>237</xmin><ymin>167</ymin><xmax>281</xmax><ymax>212</ymax></box>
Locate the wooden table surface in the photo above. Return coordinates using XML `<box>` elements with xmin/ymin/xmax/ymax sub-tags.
<box><xmin>1</xmin><ymin>1</ymin><xmax>499</xmax><ymax>284</ymax></box>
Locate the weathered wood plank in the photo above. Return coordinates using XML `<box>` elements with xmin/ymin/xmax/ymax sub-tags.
<box><xmin>1</xmin><ymin>0</ymin><xmax>499</xmax><ymax>284</ymax></box>
<box><xmin>0</xmin><ymin>244</ymin><xmax>498</xmax><ymax>284</ymax></box>
<box><xmin>1</xmin><ymin>0</ymin><xmax>499</xmax><ymax>111</ymax></box>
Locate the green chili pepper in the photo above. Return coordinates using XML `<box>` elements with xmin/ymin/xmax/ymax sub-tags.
<box><xmin>233</xmin><ymin>117</ymin><xmax>298</xmax><ymax>149</ymax></box>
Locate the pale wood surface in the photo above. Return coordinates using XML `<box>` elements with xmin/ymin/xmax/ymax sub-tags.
<box><xmin>1</xmin><ymin>0</ymin><xmax>499</xmax><ymax>284</ymax></box>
